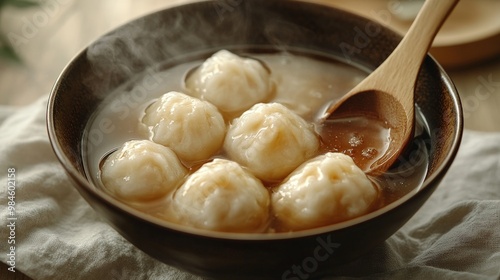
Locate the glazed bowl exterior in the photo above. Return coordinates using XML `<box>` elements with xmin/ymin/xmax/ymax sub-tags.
<box><xmin>47</xmin><ymin>1</ymin><xmax>463</xmax><ymax>279</ymax></box>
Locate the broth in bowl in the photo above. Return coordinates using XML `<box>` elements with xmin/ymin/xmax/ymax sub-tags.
<box><xmin>83</xmin><ymin>48</ymin><xmax>429</xmax><ymax>233</ymax></box>
<box><xmin>47</xmin><ymin>1</ymin><xmax>463</xmax><ymax>278</ymax></box>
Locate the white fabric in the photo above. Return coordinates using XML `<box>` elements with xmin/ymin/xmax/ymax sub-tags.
<box><xmin>0</xmin><ymin>98</ymin><xmax>499</xmax><ymax>280</ymax></box>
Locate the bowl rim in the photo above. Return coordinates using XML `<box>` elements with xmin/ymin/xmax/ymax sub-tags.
<box><xmin>46</xmin><ymin>0</ymin><xmax>464</xmax><ymax>241</ymax></box>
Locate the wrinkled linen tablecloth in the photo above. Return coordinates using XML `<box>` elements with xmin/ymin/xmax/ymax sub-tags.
<box><xmin>0</xmin><ymin>97</ymin><xmax>499</xmax><ymax>280</ymax></box>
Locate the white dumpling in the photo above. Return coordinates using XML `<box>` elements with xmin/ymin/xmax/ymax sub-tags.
<box><xmin>224</xmin><ymin>103</ymin><xmax>319</xmax><ymax>181</ymax></box>
<box><xmin>101</xmin><ymin>140</ymin><xmax>187</xmax><ymax>201</ymax></box>
<box><xmin>142</xmin><ymin>91</ymin><xmax>226</xmax><ymax>162</ymax></box>
<box><xmin>172</xmin><ymin>159</ymin><xmax>270</xmax><ymax>233</ymax></box>
<box><xmin>272</xmin><ymin>152</ymin><xmax>378</xmax><ymax>231</ymax></box>
<box><xmin>185</xmin><ymin>50</ymin><xmax>273</xmax><ymax>113</ymax></box>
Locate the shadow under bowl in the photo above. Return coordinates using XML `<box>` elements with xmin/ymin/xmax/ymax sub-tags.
<box><xmin>46</xmin><ymin>1</ymin><xmax>463</xmax><ymax>279</ymax></box>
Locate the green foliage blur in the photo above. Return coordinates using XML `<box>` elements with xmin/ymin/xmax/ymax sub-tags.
<box><xmin>0</xmin><ymin>0</ymin><xmax>40</xmax><ymax>63</ymax></box>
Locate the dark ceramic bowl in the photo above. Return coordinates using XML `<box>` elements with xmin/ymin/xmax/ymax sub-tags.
<box><xmin>47</xmin><ymin>1</ymin><xmax>463</xmax><ymax>279</ymax></box>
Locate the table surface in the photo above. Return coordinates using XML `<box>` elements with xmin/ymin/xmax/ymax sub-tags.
<box><xmin>1</xmin><ymin>1</ymin><xmax>499</xmax><ymax>279</ymax></box>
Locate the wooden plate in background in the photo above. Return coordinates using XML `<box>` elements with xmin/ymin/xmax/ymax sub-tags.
<box><xmin>310</xmin><ymin>0</ymin><xmax>500</xmax><ymax>69</ymax></box>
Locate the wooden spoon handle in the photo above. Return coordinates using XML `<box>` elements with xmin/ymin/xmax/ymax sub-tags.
<box><xmin>349</xmin><ymin>0</ymin><xmax>459</xmax><ymax>118</ymax></box>
<box><xmin>382</xmin><ymin>0</ymin><xmax>460</xmax><ymax>83</ymax></box>
<box><xmin>321</xmin><ymin>0</ymin><xmax>459</xmax><ymax>123</ymax></box>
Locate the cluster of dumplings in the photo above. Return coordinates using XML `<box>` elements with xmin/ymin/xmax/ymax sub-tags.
<box><xmin>100</xmin><ymin>50</ymin><xmax>378</xmax><ymax>233</ymax></box>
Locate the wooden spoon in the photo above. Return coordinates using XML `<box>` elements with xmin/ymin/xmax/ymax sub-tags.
<box><xmin>321</xmin><ymin>0</ymin><xmax>459</xmax><ymax>175</ymax></box>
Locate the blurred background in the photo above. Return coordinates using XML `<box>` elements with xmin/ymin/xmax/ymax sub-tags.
<box><xmin>0</xmin><ymin>0</ymin><xmax>499</xmax><ymax>278</ymax></box>
<box><xmin>0</xmin><ymin>0</ymin><xmax>189</xmax><ymax>105</ymax></box>
<box><xmin>1</xmin><ymin>0</ymin><xmax>499</xmax><ymax>130</ymax></box>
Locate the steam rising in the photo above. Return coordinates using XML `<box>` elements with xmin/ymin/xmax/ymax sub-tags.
<box><xmin>83</xmin><ymin>1</ymin><xmax>316</xmax><ymax>98</ymax></box>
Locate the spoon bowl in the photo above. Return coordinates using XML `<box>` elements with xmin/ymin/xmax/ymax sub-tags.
<box><xmin>322</xmin><ymin>0</ymin><xmax>459</xmax><ymax>174</ymax></box>
<box><xmin>324</xmin><ymin>89</ymin><xmax>411</xmax><ymax>174</ymax></box>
